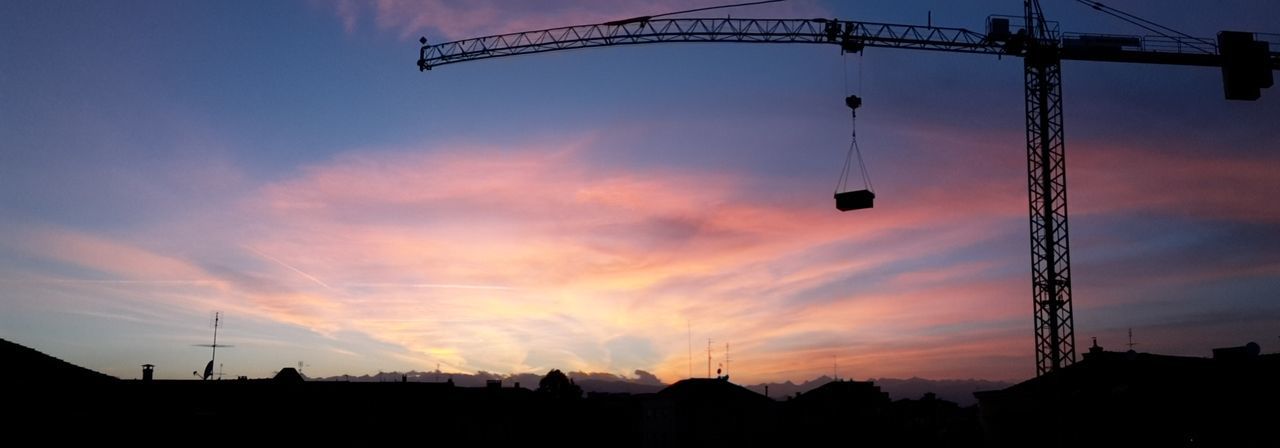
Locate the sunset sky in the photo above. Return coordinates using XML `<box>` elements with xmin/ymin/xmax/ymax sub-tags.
<box><xmin>2</xmin><ymin>0</ymin><xmax>1278</xmax><ymax>383</ymax></box>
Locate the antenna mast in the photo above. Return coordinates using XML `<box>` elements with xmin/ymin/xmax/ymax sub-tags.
<box><xmin>193</xmin><ymin>311</ymin><xmax>234</xmax><ymax>380</ymax></box>
<box><xmin>211</xmin><ymin>312</ymin><xmax>220</xmax><ymax>367</ymax></box>
<box><xmin>724</xmin><ymin>342</ymin><xmax>730</xmax><ymax>379</ymax></box>
<box><xmin>687</xmin><ymin>321</ymin><xmax>693</xmax><ymax>379</ymax></box>
<box><xmin>706</xmin><ymin>338</ymin><xmax>713</xmax><ymax>378</ymax></box>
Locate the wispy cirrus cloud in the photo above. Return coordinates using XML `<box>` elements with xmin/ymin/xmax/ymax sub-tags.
<box><xmin>213</xmin><ymin>132</ymin><xmax>1040</xmax><ymax>379</ymax></box>
<box><xmin>1072</xmin><ymin>143</ymin><xmax>1280</xmax><ymax>222</ymax></box>
<box><xmin>328</xmin><ymin>0</ymin><xmax>825</xmax><ymax>40</ymax></box>
<box><xmin>7</xmin><ymin>122</ymin><xmax>1280</xmax><ymax>382</ymax></box>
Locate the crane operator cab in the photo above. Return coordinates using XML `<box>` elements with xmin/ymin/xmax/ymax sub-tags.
<box><xmin>835</xmin><ymin>94</ymin><xmax>875</xmax><ymax>211</ymax></box>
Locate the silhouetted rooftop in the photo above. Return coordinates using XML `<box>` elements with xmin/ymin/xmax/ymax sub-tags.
<box><xmin>657</xmin><ymin>378</ymin><xmax>772</xmax><ymax>405</ymax></box>
<box><xmin>791</xmin><ymin>379</ymin><xmax>889</xmax><ymax>404</ymax></box>
<box><xmin>0</xmin><ymin>337</ymin><xmax>117</xmax><ymax>384</ymax></box>
<box><xmin>987</xmin><ymin>342</ymin><xmax>1280</xmax><ymax>398</ymax></box>
<box><xmin>976</xmin><ymin>343</ymin><xmax>1280</xmax><ymax>448</ymax></box>
<box><xmin>273</xmin><ymin>367</ymin><xmax>305</xmax><ymax>383</ymax></box>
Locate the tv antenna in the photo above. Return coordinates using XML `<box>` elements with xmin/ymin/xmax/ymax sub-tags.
<box><xmin>723</xmin><ymin>342</ymin><xmax>730</xmax><ymax>380</ymax></box>
<box><xmin>192</xmin><ymin>312</ymin><xmax>234</xmax><ymax>380</ymax></box>
<box><xmin>706</xmin><ymin>338</ymin><xmax>713</xmax><ymax>378</ymax></box>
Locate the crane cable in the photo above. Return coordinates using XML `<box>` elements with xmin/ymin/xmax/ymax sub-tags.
<box><xmin>649</xmin><ymin>0</ymin><xmax>787</xmax><ymax>20</ymax></box>
<box><xmin>1072</xmin><ymin>0</ymin><xmax>1214</xmax><ymax>53</ymax></box>
<box><xmin>836</xmin><ymin>50</ymin><xmax>873</xmax><ymax>194</ymax></box>
<box><xmin>839</xmin><ymin>50</ymin><xmax>870</xmax><ymax>194</ymax></box>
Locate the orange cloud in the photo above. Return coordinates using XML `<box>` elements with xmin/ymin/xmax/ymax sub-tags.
<box><xmin>13</xmin><ymin>123</ymin><xmax>1277</xmax><ymax>383</ymax></box>
<box><xmin>221</xmin><ymin>135</ymin><xmax>1045</xmax><ymax>380</ymax></box>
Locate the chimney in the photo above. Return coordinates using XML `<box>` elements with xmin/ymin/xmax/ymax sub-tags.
<box><xmin>1212</xmin><ymin>342</ymin><xmax>1261</xmax><ymax>361</ymax></box>
<box><xmin>141</xmin><ymin>364</ymin><xmax>155</xmax><ymax>382</ymax></box>
<box><xmin>1084</xmin><ymin>337</ymin><xmax>1105</xmax><ymax>360</ymax></box>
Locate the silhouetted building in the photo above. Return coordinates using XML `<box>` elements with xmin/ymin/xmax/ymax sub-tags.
<box><xmin>272</xmin><ymin>367</ymin><xmax>304</xmax><ymax>383</ymax></box>
<box><xmin>141</xmin><ymin>364</ymin><xmax>154</xmax><ymax>382</ymax></box>
<box><xmin>785</xmin><ymin>379</ymin><xmax>892</xmax><ymax>446</ymax></box>
<box><xmin>641</xmin><ymin>378</ymin><xmax>778</xmax><ymax>448</ymax></box>
<box><xmin>889</xmin><ymin>392</ymin><xmax>981</xmax><ymax>448</ymax></box>
<box><xmin>976</xmin><ymin>341</ymin><xmax>1280</xmax><ymax>448</ymax></box>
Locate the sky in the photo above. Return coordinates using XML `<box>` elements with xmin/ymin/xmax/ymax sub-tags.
<box><xmin>2</xmin><ymin>0</ymin><xmax>1278</xmax><ymax>384</ymax></box>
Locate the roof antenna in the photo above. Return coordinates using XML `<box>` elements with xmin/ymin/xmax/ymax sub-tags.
<box><xmin>724</xmin><ymin>342</ymin><xmax>731</xmax><ymax>380</ymax></box>
<box><xmin>707</xmin><ymin>338</ymin><xmax>714</xmax><ymax>378</ymax></box>
<box><xmin>192</xmin><ymin>312</ymin><xmax>234</xmax><ymax>380</ymax></box>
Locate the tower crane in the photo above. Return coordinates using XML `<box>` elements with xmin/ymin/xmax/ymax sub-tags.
<box><xmin>416</xmin><ymin>1</ymin><xmax>1279</xmax><ymax>376</ymax></box>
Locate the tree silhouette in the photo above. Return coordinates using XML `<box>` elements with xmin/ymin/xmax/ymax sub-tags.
<box><xmin>537</xmin><ymin>369</ymin><xmax>582</xmax><ymax>399</ymax></box>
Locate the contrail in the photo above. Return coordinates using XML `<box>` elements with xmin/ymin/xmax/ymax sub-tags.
<box><xmin>344</xmin><ymin>282</ymin><xmax>517</xmax><ymax>291</ymax></box>
<box><xmin>0</xmin><ymin>278</ymin><xmax>218</xmax><ymax>286</ymax></box>
<box><xmin>243</xmin><ymin>246</ymin><xmax>336</xmax><ymax>291</ymax></box>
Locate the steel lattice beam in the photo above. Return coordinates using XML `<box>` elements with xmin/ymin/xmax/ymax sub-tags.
<box><xmin>419</xmin><ymin>18</ymin><xmax>999</xmax><ymax>70</ymax></box>
<box><xmin>417</xmin><ymin>17</ymin><xmax>1265</xmax><ymax>71</ymax></box>
<box><xmin>1025</xmin><ymin>47</ymin><xmax>1076</xmax><ymax>375</ymax></box>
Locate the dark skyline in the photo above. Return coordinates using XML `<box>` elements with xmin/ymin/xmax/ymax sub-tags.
<box><xmin>5</xmin><ymin>336</ymin><xmax>1276</xmax><ymax>447</ymax></box>
<box><xmin>2</xmin><ymin>0</ymin><xmax>1278</xmax><ymax>384</ymax></box>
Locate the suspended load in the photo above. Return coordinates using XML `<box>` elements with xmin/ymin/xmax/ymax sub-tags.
<box><xmin>835</xmin><ymin>94</ymin><xmax>875</xmax><ymax>211</ymax></box>
<box><xmin>835</xmin><ymin>189</ymin><xmax>875</xmax><ymax>211</ymax></box>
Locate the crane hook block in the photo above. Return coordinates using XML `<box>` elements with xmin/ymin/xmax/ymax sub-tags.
<box><xmin>835</xmin><ymin>189</ymin><xmax>875</xmax><ymax>211</ymax></box>
<box><xmin>845</xmin><ymin>95</ymin><xmax>862</xmax><ymax>110</ymax></box>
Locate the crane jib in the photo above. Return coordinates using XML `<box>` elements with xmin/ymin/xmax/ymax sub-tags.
<box><xmin>417</xmin><ymin>17</ymin><xmax>1278</xmax><ymax>75</ymax></box>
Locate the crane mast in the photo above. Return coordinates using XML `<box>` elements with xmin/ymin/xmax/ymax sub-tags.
<box><xmin>1022</xmin><ymin>1</ymin><xmax>1074</xmax><ymax>375</ymax></box>
<box><xmin>418</xmin><ymin>4</ymin><xmax>1279</xmax><ymax>376</ymax></box>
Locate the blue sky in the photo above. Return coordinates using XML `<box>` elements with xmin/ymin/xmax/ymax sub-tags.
<box><xmin>2</xmin><ymin>0</ymin><xmax>1278</xmax><ymax>383</ymax></box>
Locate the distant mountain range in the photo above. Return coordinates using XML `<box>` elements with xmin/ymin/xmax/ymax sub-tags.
<box><xmin>309</xmin><ymin>368</ymin><xmax>667</xmax><ymax>395</ymax></box>
<box><xmin>314</xmin><ymin>368</ymin><xmax>1009</xmax><ymax>406</ymax></box>
<box><xmin>0</xmin><ymin>336</ymin><xmax>1008</xmax><ymax>405</ymax></box>
<box><xmin>744</xmin><ymin>375</ymin><xmax>1012</xmax><ymax>406</ymax></box>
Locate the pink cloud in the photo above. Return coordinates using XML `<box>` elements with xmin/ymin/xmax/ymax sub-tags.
<box><xmin>226</xmin><ymin>135</ymin><xmax>1048</xmax><ymax>380</ymax></box>
<box><xmin>14</xmin><ymin>121</ymin><xmax>1278</xmax><ymax>383</ymax></box>
<box><xmin>1072</xmin><ymin>143</ymin><xmax>1280</xmax><ymax>222</ymax></box>
<box><xmin>14</xmin><ymin>227</ymin><xmax>213</xmax><ymax>282</ymax></box>
<box><xmin>329</xmin><ymin>0</ymin><xmax>826</xmax><ymax>40</ymax></box>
